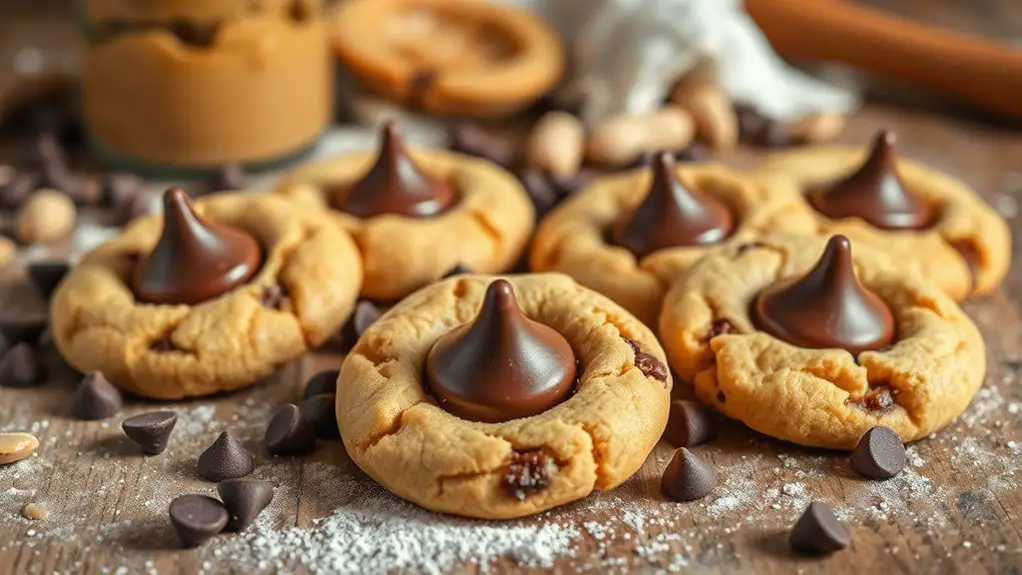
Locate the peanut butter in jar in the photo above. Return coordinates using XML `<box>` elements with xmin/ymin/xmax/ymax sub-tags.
<box><xmin>79</xmin><ymin>0</ymin><xmax>332</xmax><ymax>174</ymax></box>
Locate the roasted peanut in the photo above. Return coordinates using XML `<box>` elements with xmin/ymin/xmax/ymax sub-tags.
<box><xmin>670</xmin><ymin>75</ymin><xmax>738</xmax><ymax>151</ymax></box>
<box><xmin>526</xmin><ymin>111</ymin><xmax>584</xmax><ymax>178</ymax></box>
<box><xmin>787</xmin><ymin>113</ymin><xmax>847</xmax><ymax>144</ymax></box>
<box><xmin>586</xmin><ymin>106</ymin><xmax>695</xmax><ymax>165</ymax></box>
<box><xmin>0</xmin><ymin>432</ymin><xmax>39</xmax><ymax>464</ymax></box>
<box><xmin>15</xmin><ymin>189</ymin><xmax>76</xmax><ymax>244</ymax></box>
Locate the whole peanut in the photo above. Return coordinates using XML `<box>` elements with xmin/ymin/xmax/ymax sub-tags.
<box><xmin>0</xmin><ymin>432</ymin><xmax>39</xmax><ymax>464</ymax></box>
<box><xmin>670</xmin><ymin>76</ymin><xmax>738</xmax><ymax>151</ymax></box>
<box><xmin>786</xmin><ymin>113</ymin><xmax>847</xmax><ymax>144</ymax></box>
<box><xmin>526</xmin><ymin>111</ymin><xmax>584</xmax><ymax>178</ymax></box>
<box><xmin>16</xmin><ymin>189</ymin><xmax>76</xmax><ymax>244</ymax></box>
<box><xmin>586</xmin><ymin>106</ymin><xmax>695</xmax><ymax>165</ymax></box>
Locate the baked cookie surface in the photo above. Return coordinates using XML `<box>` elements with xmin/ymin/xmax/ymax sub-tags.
<box><xmin>755</xmin><ymin>141</ymin><xmax>1010</xmax><ymax>300</ymax></box>
<box><xmin>337</xmin><ymin>273</ymin><xmax>671</xmax><ymax>519</ymax></box>
<box><xmin>51</xmin><ymin>192</ymin><xmax>362</xmax><ymax>399</ymax></box>
<box><xmin>530</xmin><ymin>161</ymin><xmax>816</xmax><ymax>325</ymax></box>
<box><xmin>658</xmin><ymin>234</ymin><xmax>986</xmax><ymax>450</ymax></box>
<box><xmin>275</xmin><ymin>136</ymin><xmax>534</xmax><ymax>302</ymax></box>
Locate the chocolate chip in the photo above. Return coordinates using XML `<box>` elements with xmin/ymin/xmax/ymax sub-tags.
<box><xmin>861</xmin><ymin>385</ymin><xmax>895</xmax><ymax>412</ymax></box>
<box><xmin>299</xmin><ymin>395</ymin><xmax>340</xmax><ymax>440</ymax></box>
<box><xmin>0</xmin><ymin>172</ymin><xmax>39</xmax><ymax>210</ymax></box>
<box><xmin>789</xmin><ymin>501</ymin><xmax>850</xmax><ymax>554</ymax></box>
<box><xmin>516</xmin><ymin>167</ymin><xmax>560</xmax><ymax>217</ymax></box>
<box><xmin>217</xmin><ymin>479</ymin><xmax>274</xmax><ymax>531</ymax></box>
<box><xmin>660</xmin><ymin>447</ymin><xmax>717</xmax><ymax>501</ymax></box>
<box><xmin>0</xmin><ymin>343</ymin><xmax>43</xmax><ymax>387</ymax></box>
<box><xmin>503</xmin><ymin>450</ymin><xmax>554</xmax><ymax>501</ymax></box>
<box><xmin>664</xmin><ymin>400</ymin><xmax>716</xmax><ymax>447</ymax></box>
<box><xmin>0</xmin><ymin>318</ymin><xmax>47</xmax><ymax>349</ymax></box>
<box><xmin>441</xmin><ymin>263</ymin><xmax>473</xmax><ymax>279</ymax></box>
<box><xmin>260</xmin><ymin>282</ymin><xmax>289</xmax><ymax>310</ymax></box>
<box><xmin>70</xmin><ymin>372</ymin><xmax>123</xmax><ymax>420</ymax></box>
<box><xmin>169</xmin><ymin>494</ymin><xmax>228</xmax><ymax>548</ymax></box>
<box><xmin>623</xmin><ymin>338</ymin><xmax>668</xmax><ymax>383</ymax></box>
<box><xmin>449</xmin><ymin>124</ymin><xmax>518</xmax><ymax>170</ymax></box>
<box><xmin>302</xmin><ymin>370</ymin><xmax>339</xmax><ymax>399</ymax></box>
<box><xmin>352</xmin><ymin>300</ymin><xmax>381</xmax><ymax>338</ymax></box>
<box><xmin>197</xmin><ymin>431</ymin><xmax>254</xmax><ymax>482</ymax></box>
<box><xmin>27</xmin><ymin>260</ymin><xmax>70</xmax><ymax>300</ymax></box>
<box><xmin>851</xmin><ymin>426</ymin><xmax>905</xmax><ymax>479</ymax></box>
<box><xmin>122</xmin><ymin>411</ymin><xmax>178</xmax><ymax>455</ymax></box>
<box><xmin>168</xmin><ymin>20</ymin><xmax>221</xmax><ymax>48</ymax></box>
<box><xmin>116</xmin><ymin>194</ymin><xmax>151</xmax><ymax>226</ymax></box>
<box><xmin>101</xmin><ymin>172</ymin><xmax>142</xmax><ymax>208</ymax></box>
<box><xmin>705</xmin><ymin>319</ymin><xmax>736</xmax><ymax>341</ymax></box>
<box><xmin>206</xmin><ymin>163</ymin><xmax>246</xmax><ymax>193</ymax></box>
<box><xmin>150</xmin><ymin>335</ymin><xmax>176</xmax><ymax>352</ymax></box>
<box><xmin>265</xmin><ymin>404</ymin><xmax>316</xmax><ymax>456</ymax></box>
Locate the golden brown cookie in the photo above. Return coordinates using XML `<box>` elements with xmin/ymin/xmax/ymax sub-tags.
<box><xmin>331</xmin><ymin>0</ymin><xmax>564</xmax><ymax>118</ymax></box>
<box><xmin>530</xmin><ymin>160</ymin><xmax>817</xmax><ymax>325</ymax></box>
<box><xmin>755</xmin><ymin>136</ymin><xmax>1010</xmax><ymax>300</ymax></box>
<box><xmin>275</xmin><ymin>130</ymin><xmax>534</xmax><ymax>302</ymax></box>
<box><xmin>337</xmin><ymin>273</ymin><xmax>672</xmax><ymax>519</ymax></box>
<box><xmin>51</xmin><ymin>192</ymin><xmax>362</xmax><ymax>399</ymax></box>
<box><xmin>658</xmin><ymin>234</ymin><xmax>986</xmax><ymax>450</ymax></box>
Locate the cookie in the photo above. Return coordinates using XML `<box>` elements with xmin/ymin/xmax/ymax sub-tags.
<box><xmin>51</xmin><ymin>190</ymin><xmax>362</xmax><ymax>399</ymax></box>
<box><xmin>754</xmin><ymin>130</ymin><xmax>1010</xmax><ymax>300</ymax></box>
<box><xmin>658</xmin><ymin>234</ymin><xmax>985</xmax><ymax>450</ymax></box>
<box><xmin>337</xmin><ymin>273</ymin><xmax>671</xmax><ymax>519</ymax></box>
<box><xmin>331</xmin><ymin>0</ymin><xmax>564</xmax><ymax>118</ymax></box>
<box><xmin>275</xmin><ymin>122</ymin><xmax>534</xmax><ymax>302</ymax></box>
<box><xmin>530</xmin><ymin>152</ymin><xmax>816</xmax><ymax>325</ymax></box>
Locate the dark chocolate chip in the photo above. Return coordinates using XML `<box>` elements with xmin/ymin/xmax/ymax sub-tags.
<box><xmin>217</xmin><ymin>479</ymin><xmax>274</xmax><ymax>531</ymax></box>
<box><xmin>861</xmin><ymin>385</ymin><xmax>895</xmax><ymax>412</ymax></box>
<box><xmin>503</xmin><ymin>450</ymin><xmax>554</xmax><ymax>501</ymax></box>
<box><xmin>265</xmin><ymin>404</ymin><xmax>316</xmax><ymax>456</ymax></box>
<box><xmin>27</xmin><ymin>260</ymin><xmax>70</xmax><ymax>300</ymax></box>
<box><xmin>851</xmin><ymin>426</ymin><xmax>905</xmax><ymax>479</ymax></box>
<box><xmin>0</xmin><ymin>172</ymin><xmax>39</xmax><ymax>210</ymax></box>
<box><xmin>299</xmin><ymin>394</ymin><xmax>340</xmax><ymax>440</ymax></box>
<box><xmin>197</xmin><ymin>431</ymin><xmax>254</xmax><ymax>481</ymax></box>
<box><xmin>0</xmin><ymin>318</ymin><xmax>47</xmax><ymax>349</ymax></box>
<box><xmin>623</xmin><ymin>338</ymin><xmax>668</xmax><ymax>383</ymax></box>
<box><xmin>169</xmin><ymin>494</ymin><xmax>228</xmax><ymax>548</ymax></box>
<box><xmin>0</xmin><ymin>343</ymin><xmax>43</xmax><ymax>387</ymax></box>
<box><xmin>664</xmin><ymin>400</ymin><xmax>716</xmax><ymax>447</ymax></box>
<box><xmin>302</xmin><ymin>370</ymin><xmax>339</xmax><ymax>399</ymax></box>
<box><xmin>441</xmin><ymin>263</ymin><xmax>473</xmax><ymax>279</ymax></box>
<box><xmin>448</xmin><ymin>124</ymin><xmax>518</xmax><ymax>170</ymax></box>
<box><xmin>168</xmin><ymin>20</ymin><xmax>221</xmax><ymax>48</ymax></box>
<box><xmin>70</xmin><ymin>372</ymin><xmax>123</xmax><ymax>420</ymax></box>
<box><xmin>122</xmin><ymin>411</ymin><xmax>178</xmax><ymax>455</ymax></box>
<box><xmin>705</xmin><ymin>319</ymin><xmax>735</xmax><ymax>341</ymax></box>
<box><xmin>789</xmin><ymin>501</ymin><xmax>850</xmax><ymax>554</ymax></box>
<box><xmin>260</xmin><ymin>283</ymin><xmax>289</xmax><ymax>310</ymax></box>
<box><xmin>660</xmin><ymin>447</ymin><xmax>717</xmax><ymax>501</ymax></box>
<box><xmin>206</xmin><ymin>163</ymin><xmax>247</xmax><ymax>193</ymax></box>
<box><xmin>116</xmin><ymin>194</ymin><xmax>151</xmax><ymax>226</ymax></box>
<box><xmin>101</xmin><ymin>172</ymin><xmax>142</xmax><ymax>208</ymax></box>
<box><xmin>352</xmin><ymin>300</ymin><xmax>381</xmax><ymax>338</ymax></box>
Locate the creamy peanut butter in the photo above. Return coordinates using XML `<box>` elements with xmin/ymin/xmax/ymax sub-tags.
<box><xmin>82</xmin><ymin>0</ymin><xmax>330</xmax><ymax>167</ymax></box>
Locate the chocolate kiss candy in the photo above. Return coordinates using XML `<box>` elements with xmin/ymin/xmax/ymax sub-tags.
<box><xmin>122</xmin><ymin>411</ymin><xmax>178</xmax><ymax>455</ymax></box>
<box><xmin>302</xmin><ymin>369</ymin><xmax>339</xmax><ymax>400</ymax></box>
<box><xmin>807</xmin><ymin>130</ymin><xmax>934</xmax><ymax>230</ymax></box>
<box><xmin>789</xmin><ymin>501</ymin><xmax>851</xmax><ymax>554</ymax></box>
<box><xmin>660</xmin><ymin>447</ymin><xmax>717</xmax><ymax>501</ymax></box>
<box><xmin>217</xmin><ymin>479</ymin><xmax>274</xmax><ymax>531</ymax></box>
<box><xmin>425</xmin><ymin>279</ymin><xmax>576</xmax><ymax>423</ymax></box>
<box><xmin>335</xmin><ymin>122</ymin><xmax>455</xmax><ymax>218</ymax></box>
<box><xmin>264</xmin><ymin>404</ymin><xmax>316</xmax><ymax>456</ymax></box>
<box><xmin>663</xmin><ymin>400</ymin><xmax>716</xmax><ymax>447</ymax></box>
<box><xmin>752</xmin><ymin>235</ymin><xmax>895</xmax><ymax>355</ymax></box>
<box><xmin>169</xmin><ymin>495</ymin><xmax>228</xmax><ymax>548</ymax></box>
<box><xmin>197</xmin><ymin>431</ymin><xmax>254</xmax><ymax>482</ymax></box>
<box><xmin>132</xmin><ymin>188</ymin><xmax>262</xmax><ymax>305</ymax></box>
<box><xmin>612</xmin><ymin>152</ymin><xmax>734</xmax><ymax>259</ymax></box>
<box><xmin>70</xmin><ymin>372</ymin><xmax>123</xmax><ymax>420</ymax></box>
<box><xmin>851</xmin><ymin>426</ymin><xmax>906</xmax><ymax>479</ymax></box>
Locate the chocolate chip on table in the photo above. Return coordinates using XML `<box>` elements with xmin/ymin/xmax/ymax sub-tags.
<box><xmin>789</xmin><ymin>501</ymin><xmax>851</xmax><ymax>554</ymax></box>
<box><xmin>0</xmin><ymin>343</ymin><xmax>43</xmax><ymax>387</ymax></box>
<box><xmin>503</xmin><ymin>450</ymin><xmax>555</xmax><ymax>501</ymax></box>
<box><xmin>851</xmin><ymin>426</ymin><xmax>905</xmax><ymax>479</ymax></box>
<box><xmin>27</xmin><ymin>260</ymin><xmax>71</xmax><ymax>300</ymax></box>
<box><xmin>299</xmin><ymin>395</ymin><xmax>340</xmax><ymax>440</ymax></box>
<box><xmin>197</xmin><ymin>431</ymin><xmax>254</xmax><ymax>482</ymax></box>
<box><xmin>660</xmin><ymin>447</ymin><xmax>717</xmax><ymax>501</ymax></box>
<box><xmin>101</xmin><ymin>172</ymin><xmax>142</xmax><ymax>208</ymax></box>
<box><xmin>0</xmin><ymin>318</ymin><xmax>47</xmax><ymax>349</ymax></box>
<box><xmin>0</xmin><ymin>432</ymin><xmax>40</xmax><ymax>464</ymax></box>
<box><xmin>623</xmin><ymin>338</ymin><xmax>668</xmax><ymax>384</ymax></box>
<box><xmin>70</xmin><ymin>372</ymin><xmax>123</xmax><ymax>420</ymax></box>
<box><xmin>448</xmin><ymin>123</ymin><xmax>518</xmax><ymax>170</ymax></box>
<box><xmin>217</xmin><ymin>479</ymin><xmax>274</xmax><ymax>531</ymax></box>
<box><xmin>260</xmin><ymin>282</ymin><xmax>289</xmax><ymax>310</ymax></box>
<box><xmin>0</xmin><ymin>171</ymin><xmax>40</xmax><ymax>210</ymax></box>
<box><xmin>664</xmin><ymin>400</ymin><xmax>716</xmax><ymax>447</ymax></box>
<box><xmin>169</xmin><ymin>494</ymin><xmax>228</xmax><ymax>548</ymax></box>
<box><xmin>122</xmin><ymin>411</ymin><xmax>178</xmax><ymax>455</ymax></box>
<box><xmin>265</xmin><ymin>404</ymin><xmax>316</xmax><ymax>456</ymax></box>
<box><xmin>205</xmin><ymin>163</ymin><xmax>247</xmax><ymax>193</ymax></box>
<box><xmin>303</xmin><ymin>370</ymin><xmax>339</xmax><ymax>399</ymax></box>
<box><xmin>351</xmin><ymin>300</ymin><xmax>381</xmax><ymax>338</ymax></box>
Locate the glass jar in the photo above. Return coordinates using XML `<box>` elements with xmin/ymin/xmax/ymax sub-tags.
<box><xmin>76</xmin><ymin>0</ymin><xmax>332</xmax><ymax>177</ymax></box>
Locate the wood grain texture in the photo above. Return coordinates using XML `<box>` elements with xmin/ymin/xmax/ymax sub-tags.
<box><xmin>1</xmin><ymin>1</ymin><xmax>1022</xmax><ymax>574</ymax></box>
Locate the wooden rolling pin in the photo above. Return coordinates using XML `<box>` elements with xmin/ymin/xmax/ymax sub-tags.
<box><xmin>745</xmin><ymin>0</ymin><xmax>1022</xmax><ymax>119</ymax></box>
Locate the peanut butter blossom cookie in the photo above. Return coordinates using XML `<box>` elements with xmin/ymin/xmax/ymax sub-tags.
<box><xmin>755</xmin><ymin>130</ymin><xmax>1010</xmax><ymax>300</ymax></box>
<box><xmin>337</xmin><ymin>273</ymin><xmax>671</xmax><ymax>519</ymax></box>
<box><xmin>275</xmin><ymin>122</ymin><xmax>534</xmax><ymax>301</ymax></box>
<box><xmin>530</xmin><ymin>152</ymin><xmax>816</xmax><ymax>325</ymax></box>
<box><xmin>658</xmin><ymin>234</ymin><xmax>985</xmax><ymax>450</ymax></box>
<box><xmin>52</xmin><ymin>189</ymin><xmax>362</xmax><ymax>399</ymax></box>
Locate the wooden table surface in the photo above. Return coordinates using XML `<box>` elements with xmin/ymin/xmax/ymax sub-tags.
<box><xmin>2</xmin><ymin>1</ymin><xmax>1022</xmax><ymax>574</ymax></box>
